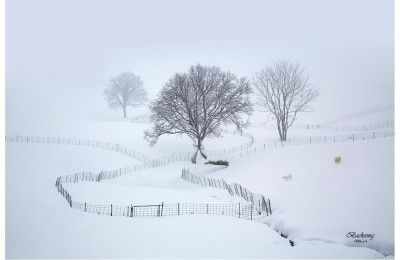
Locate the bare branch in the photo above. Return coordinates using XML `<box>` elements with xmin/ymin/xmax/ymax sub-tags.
<box><xmin>104</xmin><ymin>71</ymin><xmax>148</xmax><ymax>118</ymax></box>
<box><xmin>254</xmin><ymin>59</ymin><xmax>320</xmax><ymax>141</ymax></box>
<box><xmin>145</xmin><ymin>64</ymin><xmax>253</xmax><ymax>163</ymax></box>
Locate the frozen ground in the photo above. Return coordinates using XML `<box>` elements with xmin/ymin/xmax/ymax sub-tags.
<box><xmin>5</xmin><ymin>106</ymin><xmax>394</xmax><ymax>258</ymax></box>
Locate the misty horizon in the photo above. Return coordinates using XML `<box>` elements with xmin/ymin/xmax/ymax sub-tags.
<box><xmin>6</xmin><ymin>0</ymin><xmax>394</xmax><ymax>123</ymax></box>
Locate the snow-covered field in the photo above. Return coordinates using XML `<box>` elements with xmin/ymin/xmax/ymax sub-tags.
<box><xmin>5</xmin><ymin>106</ymin><xmax>394</xmax><ymax>259</ymax></box>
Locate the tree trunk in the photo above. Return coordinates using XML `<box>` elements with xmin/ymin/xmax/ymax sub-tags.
<box><xmin>282</xmin><ymin>127</ymin><xmax>287</xmax><ymax>141</ymax></box>
<box><xmin>198</xmin><ymin>139</ymin><xmax>207</xmax><ymax>159</ymax></box>
<box><xmin>276</xmin><ymin>120</ymin><xmax>285</xmax><ymax>141</ymax></box>
<box><xmin>123</xmin><ymin>107</ymin><xmax>127</xmax><ymax>119</ymax></box>
<box><xmin>280</xmin><ymin>125</ymin><xmax>287</xmax><ymax>141</ymax></box>
<box><xmin>191</xmin><ymin>139</ymin><xmax>207</xmax><ymax>164</ymax></box>
<box><xmin>199</xmin><ymin>147</ymin><xmax>207</xmax><ymax>159</ymax></box>
<box><xmin>191</xmin><ymin>149</ymin><xmax>198</xmax><ymax>164</ymax></box>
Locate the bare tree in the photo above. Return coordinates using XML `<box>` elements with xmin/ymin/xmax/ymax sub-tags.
<box><xmin>104</xmin><ymin>72</ymin><xmax>148</xmax><ymax>119</ymax></box>
<box><xmin>253</xmin><ymin>60</ymin><xmax>320</xmax><ymax>141</ymax></box>
<box><xmin>145</xmin><ymin>64</ymin><xmax>253</xmax><ymax>163</ymax></box>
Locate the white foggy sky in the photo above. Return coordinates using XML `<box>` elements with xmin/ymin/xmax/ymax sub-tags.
<box><xmin>5</xmin><ymin>0</ymin><xmax>394</xmax><ymax>122</ymax></box>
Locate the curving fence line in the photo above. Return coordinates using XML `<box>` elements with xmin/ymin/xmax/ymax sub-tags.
<box><xmin>6</xmin><ymin>130</ymin><xmax>394</xmax><ymax>182</ymax></box>
<box><xmin>254</xmin><ymin>121</ymin><xmax>394</xmax><ymax>132</ymax></box>
<box><xmin>6</xmin><ymin>126</ymin><xmax>394</xmax><ymax>222</ymax></box>
<box><xmin>201</xmin><ymin>130</ymin><xmax>254</xmax><ymax>160</ymax></box>
<box><xmin>181</xmin><ymin>168</ymin><xmax>272</xmax><ymax>216</ymax></box>
<box><xmin>57</xmin><ymin>190</ymin><xmax>269</xmax><ymax>221</ymax></box>
<box><xmin>5</xmin><ymin>132</ymin><xmax>253</xmax><ymax>184</ymax></box>
<box><xmin>129</xmin><ymin>114</ymin><xmax>151</xmax><ymax>124</ymax></box>
<box><xmin>219</xmin><ymin>131</ymin><xmax>395</xmax><ymax>160</ymax></box>
<box><xmin>6</xmin><ymin>133</ymin><xmax>270</xmax><ymax>221</ymax></box>
<box><xmin>320</xmin><ymin>103</ymin><xmax>394</xmax><ymax>125</ymax></box>
<box><xmin>290</xmin><ymin>121</ymin><xmax>394</xmax><ymax>131</ymax></box>
<box><xmin>68</xmin><ymin>200</ymin><xmax>268</xmax><ymax>221</ymax></box>
<box><xmin>52</xmin><ymin>165</ymin><xmax>271</xmax><ymax>220</ymax></box>
<box><xmin>5</xmin><ymin>135</ymin><xmax>152</xmax><ymax>163</ymax></box>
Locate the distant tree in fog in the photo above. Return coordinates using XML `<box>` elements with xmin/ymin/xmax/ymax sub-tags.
<box><xmin>144</xmin><ymin>64</ymin><xmax>253</xmax><ymax>164</ymax></box>
<box><xmin>253</xmin><ymin>60</ymin><xmax>320</xmax><ymax>141</ymax></box>
<box><xmin>104</xmin><ymin>72</ymin><xmax>148</xmax><ymax>119</ymax></box>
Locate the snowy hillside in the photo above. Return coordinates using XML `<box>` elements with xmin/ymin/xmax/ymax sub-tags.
<box><xmin>5</xmin><ymin>104</ymin><xmax>394</xmax><ymax>258</ymax></box>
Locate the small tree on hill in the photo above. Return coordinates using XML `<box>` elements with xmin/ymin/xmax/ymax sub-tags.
<box><xmin>145</xmin><ymin>64</ymin><xmax>253</xmax><ymax>163</ymax></box>
<box><xmin>104</xmin><ymin>71</ymin><xmax>148</xmax><ymax>119</ymax></box>
<box><xmin>253</xmin><ymin>60</ymin><xmax>320</xmax><ymax>141</ymax></box>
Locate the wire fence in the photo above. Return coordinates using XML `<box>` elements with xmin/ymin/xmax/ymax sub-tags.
<box><xmin>8</xmin><ymin>114</ymin><xmax>394</xmax><ymax>223</ymax></box>
<box><xmin>8</xmin><ymin>132</ymin><xmax>269</xmax><ymax>221</ymax></box>
<box><xmin>5</xmin><ymin>135</ymin><xmax>152</xmax><ymax>163</ymax></box>
<box><xmin>50</xmin><ymin>131</ymin><xmax>394</xmax><ymax>185</ymax></box>
<box><xmin>255</xmin><ymin>121</ymin><xmax>394</xmax><ymax>132</ymax></box>
<box><xmin>135</xmin><ymin>129</ymin><xmax>254</xmax><ymax>166</ymax></box>
<box><xmin>5</xmin><ymin>129</ymin><xmax>255</xmax><ymax>173</ymax></box>
<box><xmin>181</xmin><ymin>168</ymin><xmax>272</xmax><ymax>216</ymax></box>
<box><xmin>49</xmin><ymin>130</ymin><xmax>394</xmax><ymax>222</ymax></box>
<box><xmin>6</xmin><ymin>130</ymin><xmax>394</xmax><ymax>185</ymax></box>
<box><xmin>291</xmin><ymin>121</ymin><xmax>394</xmax><ymax>131</ymax></box>
<box><xmin>320</xmin><ymin>103</ymin><xmax>394</xmax><ymax>125</ymax></box>
<box><xmin>4</xmin><ymin>133</ymin><xmax>251</xmax><ymax>184</ymax></box>
<box><xmin>204</xmin><ymin>130</ymin><xmax>254</xmax><ymax>159</ymax></box>
<box><xmin>6</xmin><ymin>129</ymin><xmax>394</xmax><ymax>185</ymax></box>
<box><xmin>221</xmin><ymin>131</ymin><xmax>395</xmax><ymax>160</ymax></box>
<box><xmin>129</xmin><ymin>114</ymin><xmax>151</xmax><ymax>124</ymax></box>
<box><xmin>55</xmin><ymin>178</ymin><xmax>270</xmax><ymax>221</ymax></box>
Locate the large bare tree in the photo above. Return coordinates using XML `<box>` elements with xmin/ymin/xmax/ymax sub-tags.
<box><xmin>145</xmin><ymin>64</ymin><xmax>253</xmax><ymax>163</ymax></box>
<box><xmin>104</xmin><ymin>71</ymin><xmax>148</xmax><ymax>118</ymax></box>
<box><xmin>254</xmin><ymin>60</ymin><xmax>320</xmax><ymax>141</ymax></box>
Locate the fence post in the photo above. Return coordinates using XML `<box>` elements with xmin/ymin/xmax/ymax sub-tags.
<box><xmin>131</xmin><ymin>205</ymin><xmax>133</xmax><ymax>217</ymax></box>
<box><xmin>85</xmin><ymin>202</ymin><xmax>86</xmax><ymax>212</ymax></box>
<box><xmin>161</xmin><ymin>202</ymin><xmax>164</xmax><ymax>217</ymax></box>
<box><xmin>111</xmin><ymin>204</ymin><xmax>112</xmax><ymax>216</ymax></box>
<box><xmin>178</xmin><ymin>203</ymin><xmax>180</xmax><ymax>215</ymax></box>
<box><xmin>238</xmin><ymin>203</ymin><xmax>240</xmax><ymax>218</ymax></box>
<box><xmin>207</xmin><ymin>204</ymin><xmax>209</xmax><ymax>214</ymax></box>
<box><xmin>268</xmin><ymin>199</ymin><xmax>272</xmax><ymax>215</ymax></box>
<box><xmin>250</xmin><ymin>204</ymin><xmax>253</xmax><ymax>221</ymax></box>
